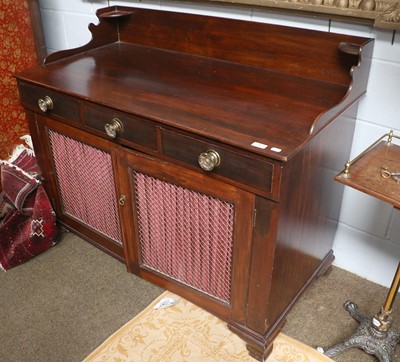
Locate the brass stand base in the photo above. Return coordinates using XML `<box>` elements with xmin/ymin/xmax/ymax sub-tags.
<box><xmin>318</xmin><ymin>301</ymin><xmax>400</xmax><ymax>362</ymax></box>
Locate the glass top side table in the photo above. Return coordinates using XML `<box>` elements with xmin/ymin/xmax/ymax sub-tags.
<box><xmin>318</xmin><ymin>130</ymin><xmax>400</xmax><ymax>362</ymax></box>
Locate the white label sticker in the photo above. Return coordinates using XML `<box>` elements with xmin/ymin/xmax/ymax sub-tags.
<box><xmin>271</xmin><ymin>147</ymin><xmax>282</xmax><ymax>153</ymax></box>
<box><xmin>251</xmin><ymin>142</ymin><xmax>268</xmax><ymax>149</ymax></box>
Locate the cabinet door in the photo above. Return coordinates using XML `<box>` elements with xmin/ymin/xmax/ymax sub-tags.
<box><xmin>32</xmin><ymin>115</ymin><xmax>125</xmax><ymax>261</ymax></box>
<box><xmin>115</xmin><ymin>147</ymin><xmax>255</xmax><ymax>320</ymax></box>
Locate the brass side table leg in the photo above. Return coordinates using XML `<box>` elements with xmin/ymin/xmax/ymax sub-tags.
<box><xmin>318</xmin><ymin>262</ymin><xmax>400</xmax><ymax>361</ymax></box>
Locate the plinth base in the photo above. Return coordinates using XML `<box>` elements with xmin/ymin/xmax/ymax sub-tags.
<box><xmin>318</xmin><ymin>301</ymin><xmax>400</xmax><ymax>362</ymax></box>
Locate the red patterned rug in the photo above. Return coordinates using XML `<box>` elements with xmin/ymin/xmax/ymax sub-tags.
<box><xmin>0</xmin><ymin>136</ymin><xmax>59</xmax><ymax>271</ymax></box>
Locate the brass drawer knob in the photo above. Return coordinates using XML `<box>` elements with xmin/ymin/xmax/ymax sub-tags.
<box><xmin>38</xmin><ymin>96</ymin><xmax>53</xmax><ymax>113</ymax></box>
<box><xmin>104</xmin><ymin>118</ymin><xmax>122</xmax><ymax>138</ymax></box>
<box><xmin>198</xmin><ymin>149</ymin><xmax>221</xmax><ymax>171</ymax></box>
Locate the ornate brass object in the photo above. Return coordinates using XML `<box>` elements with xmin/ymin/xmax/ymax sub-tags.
<box><xmin>211</xmin><ymin>0</ymin><xmax>400</xmax><ymax>29</ymax></box>
<box><xmin>198</xmin><ymin>149</ymin><xmax>221</xmax><ymax>171</ymax></box>
<box><xmin>104</xmin><ymin>118</ymin><xmax>122</xmax><ymax>139</ymax></box>
<box><xmin>340</xmin><ymin>130</ymin><xmax>398</xmax><ymax>179</ymax></box>
<box><xmin>372</xmin><ymin>306</ymin><xmax>393</xmax><ymax>333</ymax></box>
<box><xmin>38</xmin><ymin>96</ymin><xmax>53</xmax><ymax>113</ymax></box>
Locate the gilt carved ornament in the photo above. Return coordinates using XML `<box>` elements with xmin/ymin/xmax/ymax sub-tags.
<box><xmin>211</xmin><ymin>0</ymin><xmax>400</xmax><ymax>29</ymax></box>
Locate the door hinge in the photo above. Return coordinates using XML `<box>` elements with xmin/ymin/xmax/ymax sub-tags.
<box><xmin>253</xmin><ymin>208</ymin><xmax>257</xmax><ymax>228</ymax></box>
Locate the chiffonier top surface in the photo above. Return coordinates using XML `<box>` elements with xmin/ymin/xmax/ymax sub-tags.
<box><xmin>15</xmin><ymin>6</ymin><xmax>374</xmax><ymax>161</ymax></box>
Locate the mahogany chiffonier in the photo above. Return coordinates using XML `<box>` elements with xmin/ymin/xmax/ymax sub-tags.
<box><xmin>15</xmin><ymin>6</ymin><xmax>373</xmax><ymax>360</ymax></box>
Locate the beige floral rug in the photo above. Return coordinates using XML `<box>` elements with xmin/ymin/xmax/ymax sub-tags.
<box><xmin>83</xmin><ymin>291</ymin><xmax>333</xmax><ymax>362</ymax></box>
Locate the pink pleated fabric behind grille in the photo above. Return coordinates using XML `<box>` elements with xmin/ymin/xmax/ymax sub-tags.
<box><xmin>49</xmin><ymin>130</ymin><xmax>122</xmax><ymax>244</ymax></box>
<box><xmin>132</xmin><ymin>171</ymin><xmax>235</xmax><ymax>303</ymax></box>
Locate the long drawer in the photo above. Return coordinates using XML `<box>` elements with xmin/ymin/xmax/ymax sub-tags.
<box><xmin>162</xmin><ymin>129</ymin><xmax>279</xmax><ymax>199</ymax></box>
<box><xmin>83</xmin><ymin>103</ymin><xmax>158</xmax><ymax>151</ymax></box>
<box><xmin>18</xmin><ymin>82</ymin><xmax>81</xmax><ymax>124</ymax></box>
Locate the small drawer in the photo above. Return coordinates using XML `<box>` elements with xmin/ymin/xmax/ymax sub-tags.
<box><xmin>83</xmin><ymin>104</ymin><xmax>157</xmax><ymax>151</ymax></box>
<box><xmin>18</xmin><ymin>82</ymin><xmax>81</xmax><ymax>122</ymax></box>
<box><xmin>162</xmin><ymin>130</ymin><xmax>276</xmax><ymax>196</ymax></box>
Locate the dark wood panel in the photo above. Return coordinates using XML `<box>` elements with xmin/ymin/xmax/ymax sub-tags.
<box><xmin>27</xmin><ymin>0</ymin><xmax>47</xmax><ymax>64</ymax></box>
<box><xmin>244</xmin><ymin>196</ymin><xmax>279</xmax><ymax>334</ymax></box>
<box><xmin>266</xmin><ymin>105</ymin><xmax>358</xmax><ymax>325</ymax></box>
<box><xmin>18</xmin><ymin>82</ymin><xmax>81</xmax><ymax>124</ymax></box>
<box><xmin>162</xmin><ymin>129</ymin><xmax>278</xmax><ymax>199</ymax></box>
<box><xmin>84</xmin><ymin>103</ymin><xmax>158</xmax><ymax>151</ymax></box>
<box><xmin>115</xmin><ymin>6</ymin><xmax>366</xmax><ymax>84</ymax></box>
